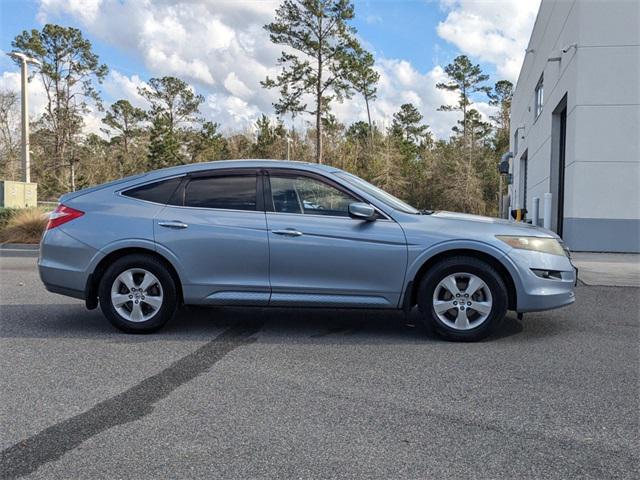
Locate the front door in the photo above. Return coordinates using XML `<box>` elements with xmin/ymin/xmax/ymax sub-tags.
<box><xmin>264</xmin><ymin>171</ymin><xmax>407</xmax><ymax>308</ymax></box>
<box><xmin>556</xmin><ymin>105</ymin><xmax>567</xmax><ymax>237</ymax></box>
<box><xmin>551</xmin><ymin>95</ymin><xmax>568</xmax><ymax>237</ymax></box>
<box><xmin>154</xmin><ymin>170</ymin><xmax>270</xmax><ymax>305</ymax></box>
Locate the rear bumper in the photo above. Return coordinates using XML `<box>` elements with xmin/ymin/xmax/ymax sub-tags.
<box><xmin>41</xmin><ymin>280</ymin><xmax>85</xmax><ymax>300</ymax></box>
<box><xmin>38</xmin><ymin>228</ymin><xmax>99</xmax><ymax>301</ymax></box>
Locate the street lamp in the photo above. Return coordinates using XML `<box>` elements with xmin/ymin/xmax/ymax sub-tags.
<box><xmin>7</xmin><ymin>52</ymin><xmax>41</xmax><ymax>184</ymax></box>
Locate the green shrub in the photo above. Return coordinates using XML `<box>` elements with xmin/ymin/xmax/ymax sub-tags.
<box><xmin>0</xmin><ymin>208</ymin><xmax>19</xmax><ymax>229</ymax></box>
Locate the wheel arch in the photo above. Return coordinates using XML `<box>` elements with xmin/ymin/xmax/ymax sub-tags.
<box><xmin>86</xmin><ymin>246</ymin><xmax>184</xmax><ymax>309</ymax></box>
<box><xmin>404</xmin><ymin>247</ymin><xmax>518</xmax><ymax>312</ymax></box>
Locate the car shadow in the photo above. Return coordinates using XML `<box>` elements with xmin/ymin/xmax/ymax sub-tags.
<box><xmin>0</xmin><ymin>302</ymin><xmax>527</xmax><ymax>343</ymax></box>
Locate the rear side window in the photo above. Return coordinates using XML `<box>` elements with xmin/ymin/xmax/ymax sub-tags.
<box><xmin>123</xmin><ymin>177</ymin><xmax>182</xmax><ymax>204</ymax></box>
<box><xmin>183</xmin><ymin>175</ymin><xmax>257</xmax><ymax>210</ymax></box>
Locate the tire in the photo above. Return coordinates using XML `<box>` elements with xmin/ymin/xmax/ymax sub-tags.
<box><xmin>417</xmin><ymin>256</ymin><xmax>507</xmax><ymax>342</ymax></box>
<box><xmin>98</xmin><ymin>254</ymin><xmax>178</xmax><ymax>333</ymax></box>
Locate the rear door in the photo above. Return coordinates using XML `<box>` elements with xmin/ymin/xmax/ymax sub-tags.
<box><xmin>264</xmin><ymin>170</ymin><xmax>407</xmax><ymax>308</ymax></box>
<box><xmin>154</xmin><ymin>169</ymin><xmax>270</xmax><ymax>305</ymax></box>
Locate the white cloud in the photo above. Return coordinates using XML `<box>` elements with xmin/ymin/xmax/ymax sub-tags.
<box><xmin>437</xmin><ymin>0</ymin><xmax>540</xmax><ymax>81</ymax></box>
<box><xmin>373</xmin><ymin>60</ymin><xmax>461</xmax><ymax>138</ymax></box>
<box><xmin>0</xmin><ymin>71</ymin><xmax>48</xmax><ymax>120</ymax></box>
<box><xmin>223</xmin><ymin>72</ymin><xmax>253</xmax><ymax>100</ymax></box>
<box><xmin>26</xmin><ymin>0</ymin><xmax>540</xmax><ymax>139</ymax></box>
<box><xmin>102</xmin><ymin>70</ymin><xmax>149</xmax><ymax>109</ymax></box>
<box><xmin>38</xmin><ymin>0</ymin><xmax>103</xmax><ymax>24</ymax></box>
<box><xmin>0</xmin><ymin>69</ymin><xmax>108</xmax><ymax>137</ymax></box>
<box><xmin>36</xmin><ymin>0</ymin><xmax>280</xmax><ymax>129</ymax></box>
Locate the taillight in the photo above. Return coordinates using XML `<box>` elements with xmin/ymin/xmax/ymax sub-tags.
<box><xmin>46</xmin><ymin>204</ymin><xmax>84</xmax><ymax>230</ymax></box>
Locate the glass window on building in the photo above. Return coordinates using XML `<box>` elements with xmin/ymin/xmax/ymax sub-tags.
<box><xmin>534</xmin><ymin>74</ymin><xmax>544</xmax><ymax>119</ymax></box>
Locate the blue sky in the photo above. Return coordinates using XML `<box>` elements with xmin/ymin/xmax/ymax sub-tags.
<box><xmin>0</xmin><ymin>0</ymin><xmax>540</xmax><ymax>138</ymax></box>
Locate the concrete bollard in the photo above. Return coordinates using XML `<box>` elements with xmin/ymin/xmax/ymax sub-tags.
<box><xmin>501</xmin><ymin>195</ymin><xmax>510</xmax><ymax>219</ymax></box>
<box><xmin>543</xmin><ymin>193</ymin><xmax>552</xmax><ymax>229</ymax></box>
<box><xmin>531</xmin><ymin>197</ymin><xmax>540</xmax><ymax>226</ymax></box>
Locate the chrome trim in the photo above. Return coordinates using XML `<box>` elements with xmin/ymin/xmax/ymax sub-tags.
<box><xmin>160</xmin><ymin>205</ymin><xmax>264</xmax><ymax>214</ymax></box>
<box><xmin>114</xmin><ymin>168</ymin><xmax>393</xmax><ymax>221</ymax></box>
<box><xmin>272</xmin><ymin>229</ymin><xmax>304</xmax><ymax>237</ymax></box>
<box><xmin>265</xmin><ymin>211</ymin><xmax>392</xmax><ymax>222</ymax></box>
<box><xmin>158</xmin><ymin>221</ymin><xmax>189</xmax><ymax>229</ymax></box>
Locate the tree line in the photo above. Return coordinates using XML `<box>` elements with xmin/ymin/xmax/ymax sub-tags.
<box><xmin>0</xmin><ymin>0</ymin><xmax>512</xmax><ymax>215</ymax></box>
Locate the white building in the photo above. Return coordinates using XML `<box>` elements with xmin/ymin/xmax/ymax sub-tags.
<box><xmin>509</xmin><ymin>0</ymin><xmax>639</xmax><ymax>252</ymax></box>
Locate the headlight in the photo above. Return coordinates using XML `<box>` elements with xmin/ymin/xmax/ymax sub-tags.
<box><xmin>496</xmin><ymin>235</ymin><xmax>566</xmax><ymax>256</ymax></box>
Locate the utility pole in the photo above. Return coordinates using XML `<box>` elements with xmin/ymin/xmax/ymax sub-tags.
<box><xmin>286</xmin><ymin>136</ymin><xmax>291</xmax><ymax>161</ymax></box>
<box><xmin>8</xmin><ymin>52</ymin><xmax>41</xmax><ymax>184</ymax></box>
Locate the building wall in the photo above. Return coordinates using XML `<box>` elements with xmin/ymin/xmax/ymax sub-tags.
<box><xmin>510</xmin><ymin>0</ymin><xmax>640</xmax><ymax>252</ymax></box>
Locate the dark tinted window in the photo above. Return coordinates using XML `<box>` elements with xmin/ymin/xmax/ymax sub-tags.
<box><xmin>184</xmin><ymin>175</ymin><xmax>257</xmax><ymax>210</ymax></box>
<box><xmin>123</xmin><ymin>177</ymin><xmax>182</xmax><ymax>204</ymax></box>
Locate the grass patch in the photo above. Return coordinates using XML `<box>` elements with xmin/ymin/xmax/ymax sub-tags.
<box><xmin>0</xmin><ymin>208</ymin><xmax>49</xmax><ymax>244</ymax></box>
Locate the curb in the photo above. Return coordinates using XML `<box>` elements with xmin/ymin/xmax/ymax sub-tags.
<box><xmin>0</xmin><ymin>243</ymin><xmax>39</xmax><ymax>257</ymax></box>
<box><xmin>0</xmin><ymin>243</ymin><xmax>40</xmax><ymax>250</ymax></box>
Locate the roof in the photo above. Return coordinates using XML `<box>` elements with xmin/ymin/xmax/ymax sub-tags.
<box><xmin>147</xmin><ymin>159</ymin><xmax>341</xmax><ymax>177</ymax></box>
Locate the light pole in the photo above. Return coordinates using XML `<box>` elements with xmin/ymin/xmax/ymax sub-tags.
<box><xmin>8</xmin><ymin>52</ymin><xmax>41</xmax><ymax>184</ymax></box>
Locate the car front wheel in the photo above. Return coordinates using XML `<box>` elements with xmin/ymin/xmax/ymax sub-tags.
<box><xmin>417</xmin><ymin>256</ymin><xmax>508</xmax><ymax>341</ymax></box>
<box><xmin>98</xmin><ymin>254</ymin><xmax>178</xmax><ymax>333</ymax></box>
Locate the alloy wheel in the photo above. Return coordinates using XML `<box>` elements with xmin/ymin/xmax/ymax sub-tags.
<box><xmin>432</xmin><ymin>272</ymin><xmax>493</xmax><ymax>331</ymax></box>
<box><xmin>110</xmin><ymin>268</ymin><xmax>163</xmax><ymax>322</ymax></box>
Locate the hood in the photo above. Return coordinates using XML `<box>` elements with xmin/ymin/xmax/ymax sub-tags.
<box><xmin>429</xmin><ymin>211</ymin><xmax>559</xmax><ymax>238</ymax></box>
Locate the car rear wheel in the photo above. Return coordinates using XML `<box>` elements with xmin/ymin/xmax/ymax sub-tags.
<box><xmin>99</xmin><ymin>254</ymin><xmax>178</xmax><ymax>333</ymax></box>
<box><xmin>417</xmin><ymin>256</ymin><xmax>507</xmax><ymax>341</ymax></box>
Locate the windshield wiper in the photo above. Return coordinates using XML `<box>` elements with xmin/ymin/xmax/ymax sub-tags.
<box><xmin>418</xmin><ymin>209</ymin><xmax>434</xmax><ymax>215</ymax></box>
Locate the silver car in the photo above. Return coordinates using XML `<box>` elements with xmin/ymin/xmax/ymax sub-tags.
<box><xmin>39</xmin><ymin>160</ymin><xmax>576</xmax><ymax>341</ymax></box>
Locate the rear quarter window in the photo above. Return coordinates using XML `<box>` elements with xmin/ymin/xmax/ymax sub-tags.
<box><xmin>122</xmin><ymin>177</ymin><xmax>182</xmax><ymax>204</ymax></box>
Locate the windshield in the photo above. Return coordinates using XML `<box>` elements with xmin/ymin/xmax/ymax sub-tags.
<box><xmin>335</xmin><ymin>172</ymin><xmax>420</xmax><ymax>214</ymax></box>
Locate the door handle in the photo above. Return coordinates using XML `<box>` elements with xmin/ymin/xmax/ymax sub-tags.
<box><xmin>158</xmin><ymin>221</ymin><xmax>188</xmax><ymax>229</ymax></box>
<box><xmin>272</xmin><ymin>228</ymin><xmax>303</xmax><ymax>237</ymax></box>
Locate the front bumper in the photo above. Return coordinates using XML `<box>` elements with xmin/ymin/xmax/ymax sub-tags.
<box><xmin>507</xmin><ymin>248</ymin><xmax>577</xmax><ymax>313</ymax></box>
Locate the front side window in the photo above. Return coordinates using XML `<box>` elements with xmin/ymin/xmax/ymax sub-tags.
<box><xmin>269</xmin><ymin>175</ymin><xmax>356</xmax><ymax>217</ymax></box>
<box><xmin>183</xmin><ymin>175</ymin><xmax>257</xmax><ymax>210</ymax></box>
<box><xmin>534</xmin><ymin>74</ymin><xmax>544</xmax><ymax>119</ymax></box>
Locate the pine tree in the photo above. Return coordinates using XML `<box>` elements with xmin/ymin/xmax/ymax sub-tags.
<box><xmin>261</xmin><ymin>0</ymin><xmax>363</xmax><ymax>163</ymax></box>
<box><xmin>147</xmin><ymin>116</ymin><xmax>181</xmax><ymax>169</ymax></box>
<box><xmin>436</xmin><ymin>55</ymin><xmax>491</xmax><ymax>211</ymax></box>
<box><xmin>101</xmin><ymin>100</ymin><xmax>146</xmax><ymax>177</ymax></box>
<box><xmin>390</xmin><ymin>103</ymin><xmax>429</xmax><ymax>145</ymax></box>
<box><xmin>12</xmin><ymin>24</ymin><xmax>108</xmax><ymax>190</ymax></box>
<box><xmin>138</xmin><ymin>76</ymin><xmax>203</xmax><ymax>168</ymax></box>
<box><xmin>346</xmin><ymin>44</ymin><xmax>379</xmax><ymax>134</ymax></box>
<box><xmin>488</xmin><ymin>80</ymin><xmax>513</xmax><ymax>154</ymax></box>
<box><xmin>188</xmin><ymin>121</ymin><xmax>225</xmax><ymax>163</ymax></box>
<box><xmin>253</xmin><ymin>114</ymin><xmax>286</xmax><ymax>158</ymax></box>
<box><xmin>436</xmin><ymin>55</ymin><xmax>490</xmax><ymax>148</ymax></box>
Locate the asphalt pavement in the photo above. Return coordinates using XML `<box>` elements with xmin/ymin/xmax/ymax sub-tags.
<box><xmin>1</xmin><ymin>255</ymin><xmax>638</xmax><ymax>479</ymax></box>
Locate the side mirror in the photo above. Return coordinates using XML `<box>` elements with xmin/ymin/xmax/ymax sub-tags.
<box><xmin>348</xmin><ymin>202</ymin><xmax>377</xmax><ymax>221</ymax></box>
